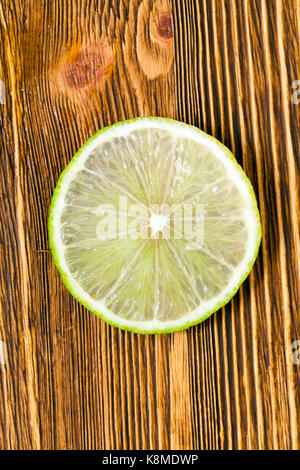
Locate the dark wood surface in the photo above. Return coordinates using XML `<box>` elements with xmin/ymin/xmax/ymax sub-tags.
<box><xmin>0</xmin><ymin>0</ymin><xmax>299</xmax><ymax>450</ymax></box>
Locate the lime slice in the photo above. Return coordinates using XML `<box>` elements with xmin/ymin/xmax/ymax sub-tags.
<box><xmin>49</xmin><ymin>117</ymin><xmax>261</xmax><ymax>333</ymax></box>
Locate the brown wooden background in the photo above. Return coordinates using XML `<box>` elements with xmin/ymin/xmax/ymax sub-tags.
<box><xmin>0</xmin><ymin>0</ymin><xmax>299</xmax><ymax>450</ymax></box>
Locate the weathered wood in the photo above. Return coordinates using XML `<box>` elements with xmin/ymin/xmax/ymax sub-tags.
<box><xmin>0</xmin><ymin>0</ymin><xmax>299</xmax><ymax>450</ymax></box>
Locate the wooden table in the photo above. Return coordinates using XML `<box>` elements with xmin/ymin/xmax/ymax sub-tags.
<box><xmin>0</xmin><ymin>0</ymin><xmax>299</xmax><ymax>450</ymax></box>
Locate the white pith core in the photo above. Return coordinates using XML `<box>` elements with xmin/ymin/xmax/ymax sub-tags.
<box><xmin>149</xmin><ymin>213</ymin><xmax>168</xmax><ymax>235</ymax></box>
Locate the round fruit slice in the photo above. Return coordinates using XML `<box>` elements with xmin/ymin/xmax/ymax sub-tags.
<box><xmin>49</xmin><ymin>117</ymin><xmax>261</xmax><ymax>333</ymax></box>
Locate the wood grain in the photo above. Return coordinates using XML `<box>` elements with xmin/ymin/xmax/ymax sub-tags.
<box><xmin>0</xmin><ymin>0</ymin><xmax>299</xmax><ymax>450</ymax></box>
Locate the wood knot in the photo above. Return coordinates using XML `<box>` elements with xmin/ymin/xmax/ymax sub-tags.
<box><xmin>62</xmin><ymin>43</ymin><xmax>114</xmax><ymax>90</ymax></box>
<box><xmin>157</xmin><ymin>13</ymin><xmax>173</xmax><ymax>39</ymax></box>
<box><xmin>135</xmin><ymin>0</ymin><xmax>174</xmax><ymax>80</ymax></box>
<box><xmin>52</xmin><ymin>40</ymin><xmax>115</xmax><ymax>101</ymax></box>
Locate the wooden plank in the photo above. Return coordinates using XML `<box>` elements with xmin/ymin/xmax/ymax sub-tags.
<box><xmin>0</xmin><ymin>0</ymin><xmax>299</xmax><ymax>450</ymax></box>
<box><xmin>173</xmin><ymin>0</ymin><xmax>300</xmax><ymax>449</ymax></box>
